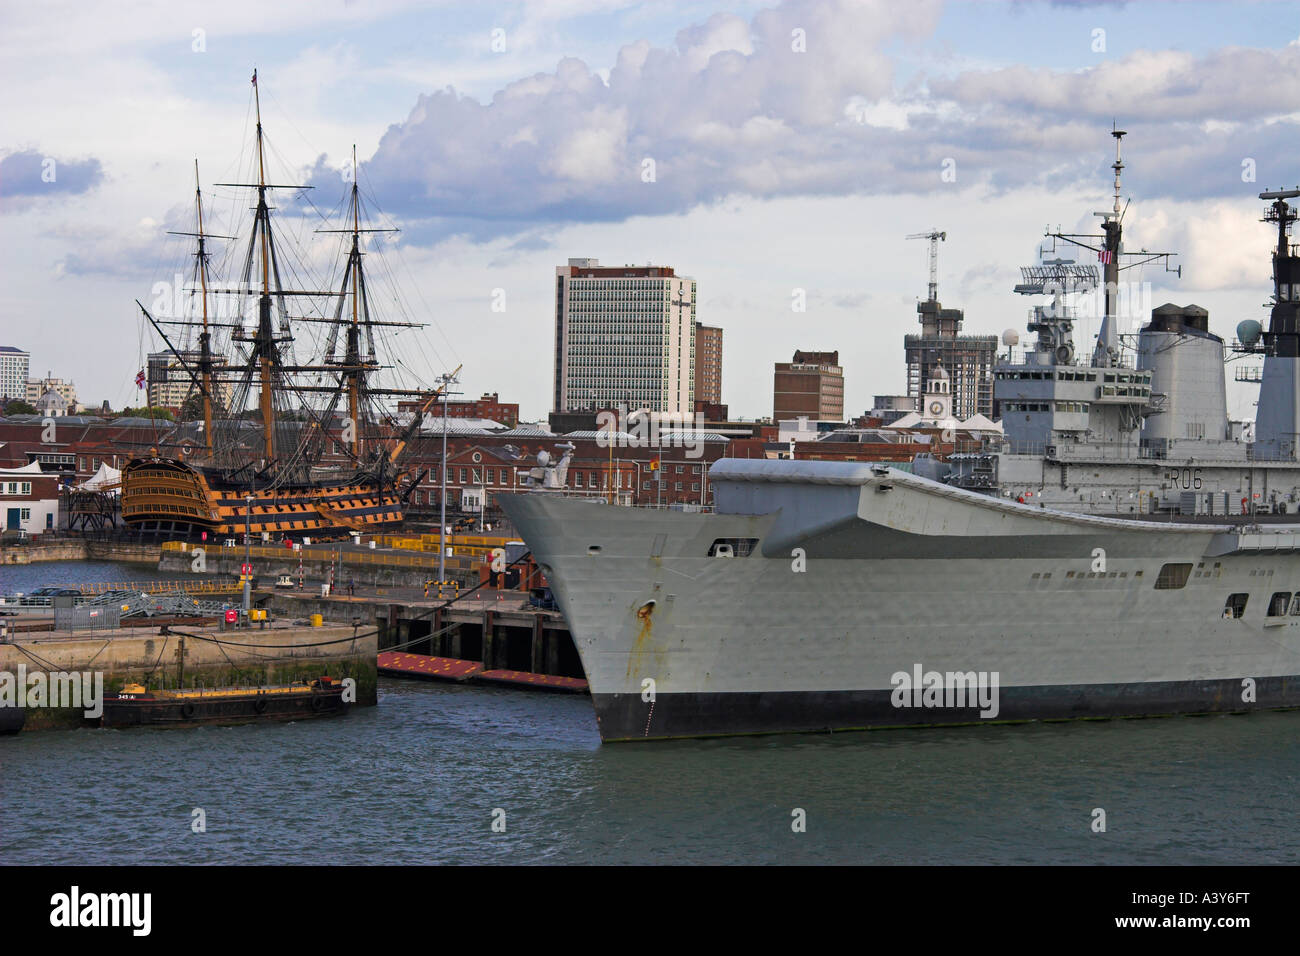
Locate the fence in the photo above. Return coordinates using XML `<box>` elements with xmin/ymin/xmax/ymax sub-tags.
<box><xmin>54</xmin><ymin>606</ymin><xmax>121</xmax><ymax>632</ymax></box>
<box><xmin>161</xmin><ymin>541</ymin><xmax>482</xmax><ymax>572</ymax></box>
<box><xmin>77</xmin><ymin>579</ymin><xmax>241</xmax><ymax>596</ymax></box>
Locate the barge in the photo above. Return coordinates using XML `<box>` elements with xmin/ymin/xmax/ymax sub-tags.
<box><xmin>101</xmin><ymin>677</ymin><xmax>349</xmax><ymax>728</ymax></box>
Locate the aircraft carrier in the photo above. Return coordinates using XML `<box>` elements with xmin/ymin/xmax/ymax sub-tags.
<box><xmin>500</xmin><ymin>132</ymin><xmax>1300</xmax><ymax>741</ymax></box>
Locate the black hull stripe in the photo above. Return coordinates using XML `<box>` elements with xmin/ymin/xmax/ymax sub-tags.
<box><xmin>592</xmin><ymin>677</ymin><xmax>1300</xmax><ymax>742</ymax></box>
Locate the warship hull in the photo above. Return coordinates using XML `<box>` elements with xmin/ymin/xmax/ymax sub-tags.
<box><xmin>499</xmin><ymin>462</ymin><xmax>1300</xmax><ymax>742</ymax></box>
<box><xmin>121</xmin><ymin>457</ymin><xmax>405</xmax><ymax>540</ymax></box>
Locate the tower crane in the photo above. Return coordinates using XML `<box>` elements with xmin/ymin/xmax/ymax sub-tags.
<box><xmin>906</xmin><ymin>229</ymin><xmax>947</xmax><ymax>302</ymax></box>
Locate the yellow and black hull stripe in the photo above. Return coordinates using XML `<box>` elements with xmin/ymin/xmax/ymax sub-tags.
<box><xmin>121</xmin><ymin>457</ymin><xmax>404</xmax><ymax>539</ymax></box>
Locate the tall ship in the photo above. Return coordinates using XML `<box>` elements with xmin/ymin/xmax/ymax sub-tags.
<box><xmin>501</xmin><ymin>131</ymin><xmax>1300</xmax><ymax>742</ymax></box>
<box><xmin>121</xmin><ymin>73</ymin><xmax>448</xmax><ymax>540</ymax></box>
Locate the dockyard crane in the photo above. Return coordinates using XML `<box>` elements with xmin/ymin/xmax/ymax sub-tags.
<box><xmin>906</xmin><ymin>229</ymin><xmax>947</xmax><ymax>303</ymax></box>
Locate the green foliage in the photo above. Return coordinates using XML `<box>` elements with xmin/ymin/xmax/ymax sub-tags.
<box><xmin>3</xmin><ymin>400</ymin><xmax>37</xmax><ymax>415</ymax></box>
<box><xmin>178</xmin><ymin>392</ymin><xmax>223</xmax><ymax>423</ymax></box>
<box><xmin>117</xmin><ymin>406</ymin><xmax>176</xmax><ymax>421</ymax></box>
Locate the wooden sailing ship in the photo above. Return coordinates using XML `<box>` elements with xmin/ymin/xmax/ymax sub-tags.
<box><xmin>122</xmin><ymin>73</ymin><xmax>454</xmax><ymax>540</ymax></box>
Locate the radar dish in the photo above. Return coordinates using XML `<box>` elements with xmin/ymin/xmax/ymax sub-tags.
<box><xmin>1002</xmin><ymin>329</ymin><xmax>1020</xmax><ymax>347</ymax></box>
<box><xmin>1237</xmin><ymin>319</ymin><xmax>1263</xmax><ymax>347</ymax></box>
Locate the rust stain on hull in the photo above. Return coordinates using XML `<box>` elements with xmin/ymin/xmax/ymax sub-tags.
<box><xmin>626</xmin><ymin>602</ymin><xmax>655</xmax><ymax>680</ymax></box>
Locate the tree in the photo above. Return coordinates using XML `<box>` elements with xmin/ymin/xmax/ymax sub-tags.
<box><xmin>117</xmin><ymin>406</ymin><xmax>176</xmax><ymax>421</ymax></box>
<box><xmin>178</xmin><ymin>392</ymin><xmax>223</xmax><ymax>423</ymax></box>
<box><xmin>3</xmin><ymin>400</ymin><xmax>37</xmax><ymax>415</ymax></box>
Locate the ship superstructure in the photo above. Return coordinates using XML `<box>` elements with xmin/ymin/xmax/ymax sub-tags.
<box><xmin>948</xmin><ymin>132</ymin><xmax>1300</xmax><ymax>517</ymax></box>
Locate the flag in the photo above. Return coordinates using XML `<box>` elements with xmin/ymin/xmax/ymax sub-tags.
<box><xmin>1098</xmin><ymin>249</ymin><xmax>1114</xmax><ymax>265</ymax></box>
<box><xmin>135</xmin><ymin>369</ymin><xmax>146</xmax><ymax>390</ymax></box>
<box><xmin>649</xmin><ymin>458</ymin><xmax>660</xmax><ymax>471</ymax></box>
<box><xmin>251</xmin><ymin>70</ymin><xmax>257</xmax><ymax>86</ymax></box>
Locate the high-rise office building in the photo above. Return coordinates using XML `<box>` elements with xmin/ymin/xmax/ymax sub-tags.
<box><xmin>553</xmin><ymin>258</ymin><xmax>696</xmax><ymax>414</ymax></box>
<box><xmin>773</xmin><ymin>350</ymin><xmax>844</xmax><ymax>422</ymax></box>
<box><xmin>693</xmin><ymin>324</ymin><xmax>723</xmax><ymax>407</ymax></box>
<box><xmin>0</xmin><ymin>346</ymin><xmax>30</xmax><ymax>404</ymax></box>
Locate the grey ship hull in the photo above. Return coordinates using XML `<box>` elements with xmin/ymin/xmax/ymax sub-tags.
<box><xmin>499</xmin><ymin>461</ymin><xmax>1300</xmax><ymax>742</ymax></box>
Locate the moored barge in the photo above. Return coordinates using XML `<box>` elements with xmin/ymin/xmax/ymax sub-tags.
<box><xmin>102</xmin><ymin>677</ymin><xmax>348</xmax><ymax>728</ymax></box>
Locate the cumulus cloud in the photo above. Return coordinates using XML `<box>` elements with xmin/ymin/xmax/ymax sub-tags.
<box><xmin>309</xmin><ymin>0</ymin><xmax>943</xmax><ymax>238</ymax></box>
<box><xmin>312</xmin><ymin>0</ymin><xmax>1300</xmax><ymax>245</ymax></box>
<box><xmin>0</xmin><ymin>149</ymin><xmax>104</xmax><ymax>210</ymax></box>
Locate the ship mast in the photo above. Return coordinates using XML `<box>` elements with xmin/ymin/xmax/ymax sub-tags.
<box><xmin>1041</xmin><ymin>125</ymin><xmax>1180</xmax><ymax>368</ymax></box>
<box><xmin>1093</xmin><ymin>126</ymin><xmax>1125</xmax><ymax>367</ymax></box>
<box><xmin>193</xmin><ymin>160</ymin><xmax>215</xmax><ymax>453</ymax></box>
<box><xmin>144</xmin><ymin>160</ymin><xmax>233</xmax><ymax>459</ymax></box>
<box><xmin>347</xmin><ymin>146</ymin><xmax>364</xmax><ymax>457</ymax></box>
<box><xmin>216</xmin><ymin>69</ymin><xmax>325</xmax><ymax>471</ymax></box>
<box><xmin>253</xmin><ymin>70</ymin><xmax>276</xmax><ymax>462</ymax></box>
<box><xmin>315</xmin><ymin>144</ymin><xmax>401</xmax><ymax>463</ymax></box>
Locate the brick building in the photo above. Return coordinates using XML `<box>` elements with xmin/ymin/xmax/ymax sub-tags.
<box><xmin>398</xmin><ymin>392</ymin><xmax>519</xmax><ymax>428</ymax></box>
<box><xmin>693</xmin><ymin>324</ymin><xmax>723</xmax><ymax>406</ymax></box>
<box><xmin>773</xmin><ymin>350</ymin><xmax>844</xmax><ymax>422</ymax></box>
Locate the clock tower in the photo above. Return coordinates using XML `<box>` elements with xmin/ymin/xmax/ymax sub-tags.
<box><xmin>921</xmin><ymin>364</ymin><xmax>951</xmax><ymax>421</ymax></box>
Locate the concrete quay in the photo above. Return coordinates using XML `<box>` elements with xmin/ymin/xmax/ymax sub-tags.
<box><xmin>2</xmin><ymin>621</ymin><xmax>376</xmax><ymax>730</ymax></box>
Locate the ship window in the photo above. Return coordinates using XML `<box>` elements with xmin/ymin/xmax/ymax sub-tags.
<box><xmin>1268</xmin><ymin>592</ymin><xmax>1291</xmax><ymax>617</ymax></box>
<box><xmin>1290</xmin><ymin>594</ymin><xmax>1300</xmax><ymax>616</ymax></box>
<box><xmin>1224</xmin><ymin>593</ymin><xmax>1249</xmax><ymax>619</ymax></box>
<box><xmin>707</xmin><ymin>537</ymin><xmax>758</xmax><ymax>557</ymax></box>
<box><xmin>1154</xmin><ymin>563</ymin><xmax>1192</xmax><ymax>589</ymax></box>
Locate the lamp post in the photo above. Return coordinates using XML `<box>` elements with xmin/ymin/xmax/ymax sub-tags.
<box><xmin>614</xmin><ymin>458</ymin><xmax>642</xmax><ymax>505</ymax></box>
<box><xmin>242</xmin><ymin>494</ymin><xmax>253</xmax><ymax>612</ymax></box>
<box><xmin>436</xmin><ymin>371</ymin><xmax>459</xmax><ymax>593</ymax></box>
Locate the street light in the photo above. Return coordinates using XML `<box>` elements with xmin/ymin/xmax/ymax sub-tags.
<box><xmin>614</xmin><ymin>458</ymin><xmax>642</xmax><ymax>505</ymax></box>
<box><xmin>242</xmin><ymin>494</ymin><xmax>253</xmax><ymax>613</ymax></box>
<box><xmin>436</xmin><ymin>371</ymin><xmax>459</xmax><ymax>594</ymax></box>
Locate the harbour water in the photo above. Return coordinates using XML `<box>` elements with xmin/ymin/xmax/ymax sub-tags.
<box><xmin>0</xmin><ymin>560</ymin><xmax>194</xmax><ymax>592</ymax></box>
<box><xmin>2</xmin><ymin>561</ymin><xmax>1297</xmax><ymax>864</ymax></box>
<box><xmin>2</xmin><ymin>678</ymin><xmax>1297</xmax><ymax>864</ymax></box>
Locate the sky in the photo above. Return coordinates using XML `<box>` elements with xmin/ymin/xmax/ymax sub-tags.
<box><xmin>3</xmin><ymin>0</ymin><xmax>1299</xmax><ymax>424</ymax></box>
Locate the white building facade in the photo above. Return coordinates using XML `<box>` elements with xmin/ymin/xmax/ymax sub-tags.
<box><xmin>553</xmin><ymin>259</ymin><xmax>696</xmax><ymax>414</ymax></box>
<box><xmin>0</xmin><ymin>347</ymin><xmax>30</xmax><ymax>405</ymax></box>
<box><xmin>1</xmin><ymin>464</ymin><xmax>59</xmax><ymax>535</ymax></box>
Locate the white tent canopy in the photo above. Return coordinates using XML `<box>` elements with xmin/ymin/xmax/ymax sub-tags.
<box><xmin>2</xmin><ymin>460</ymin><xmax>44</xmax><ymax>474</ymax></box>
<box><xmin>79</xmin><ymin>462</ymin><xmax>121</xmax><ymax>492</ymax></box>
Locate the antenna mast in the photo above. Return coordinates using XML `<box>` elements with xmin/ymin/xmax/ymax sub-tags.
<box><xmin>1040</xmin><ymin>125</ymin><xmax>1180</xmax><ymax>368</ymax></box>
<box><xmin>1090</xmin><ymin>124</ymin><xmax>1126</xmax><ymax>367</ymax></box>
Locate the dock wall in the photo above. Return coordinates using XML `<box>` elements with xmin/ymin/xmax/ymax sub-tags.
<box><xmin>158</xmin><ymin>549</ymin><xmax>482</xmax><ymax>590</ymax></box>
<box><xmin>1</xmin><ymin>623</ymin><xmax>376</xmax><ymax>731</ymax></box>
<box><xmin>1</xmin><ymin>539</ymin><xmax>161</xmax><ymax>565</ymax></box>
